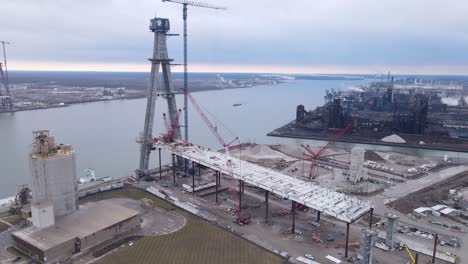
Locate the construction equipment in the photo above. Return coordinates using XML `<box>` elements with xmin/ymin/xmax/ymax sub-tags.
<box><xmin>182</xmin><ymin>88</ymin><xmax>239</xmax><ymax>154</ymax></box>
<box><xmin>10</xmin><ymin>185</ymin><xmax>31</xmax><ymax>215</ymax></box>
<box><xmin>137</xmin><ymin>17</ymin><xmax>181</xmax><ymax>178</ymax></box>
<box><xmin>302</xmin><ymin>122</ymin><xmax>353</xmax><ymax>180</ymax></box>
<box><xmin>161</xmin><ymin>0</ymin><xmax>227</xmax><ymax>142</ymax></box>
<box><xmin>159</xmin><ymin>109</ymin><xmax>182</xmax><ymax>142</ymax></box>
<box><xmin>272</xmin><ymin>209</ymin><xmax>290</xmax><ymax>217</ymax></box>
<box><xmin>404</xmin><ymin>244</ymin><xmax>417</xmax><ymax>264</ymax></box>
<box><xmin>336</xmin><ymin>242</ymin><xmax>361</xmax><ymax>249</ymax></box>
<box><xmin>295</xmin><ymin>203</ymin><xmax>308</xmax><ymax>212</ymax></box>
<box><xmin>312</xmin><ymin>234</ymin><xmax>323</xmax><ymax>243</ymax></box>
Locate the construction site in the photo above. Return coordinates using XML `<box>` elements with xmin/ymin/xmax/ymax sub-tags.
<box><xmin>1</xmin><ymin>1</ymin><xmax>468</xmax><ymax>264</ymax></box>
<box><xmin>269</xmin><ymin>76</ymin><xmax>468</xmax><ymax>152</ymax></box>
<box><xmin>126</xmin><ymin>7</ymin><xmax>468</xmax><ymax>264</ymax></box>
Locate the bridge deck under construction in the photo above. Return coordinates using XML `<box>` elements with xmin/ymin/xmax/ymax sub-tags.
<box><xmin>156</xmin><ymin>141</ymin><xmax>373</xmax><ymax>223</ymax></box>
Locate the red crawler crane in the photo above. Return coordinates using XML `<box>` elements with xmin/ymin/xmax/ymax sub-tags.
<box><xmin>182</xmin><ymin>88</ymin><xmax>240</xmax><ymax>153</ymax></box>
<box><xmin>159</xmin><ymin>109</ymin><xmax>182</xmax><ymax>142</ymax></box>
<box><xmin>303</xmin><ymin>122</ymin><xmax>353</xmax><ymax>180</ymax></box>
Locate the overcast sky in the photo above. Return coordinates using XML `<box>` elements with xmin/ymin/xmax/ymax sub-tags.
<box><xmin>2</xmin><ymin>0</ymin><xmax>468</xmax><ymax>74</ymax></box>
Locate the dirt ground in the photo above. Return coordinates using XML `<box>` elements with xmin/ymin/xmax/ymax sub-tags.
<box><xmin>392</xmin><ymin>171</ymin><xmax>468</xmax><ymax>214</ymax></box>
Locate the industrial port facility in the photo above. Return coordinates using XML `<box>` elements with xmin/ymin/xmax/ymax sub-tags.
<box><xmin>269</xmin><ymin>76</ymin><xmax>468</xmax><ymax>151</ymax></box>
<box><xmin>1</xmin><ymin>1</ymin><xmax>468</xmax><ymax>264</ymax></box>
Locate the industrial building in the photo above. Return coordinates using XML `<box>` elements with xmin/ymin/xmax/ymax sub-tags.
<box><xmin>11</xmin><ymin>131</ymin><xmax>142</xmax><ymax>263</ymax></box>
<box><xmin>29</xmin><ymin>130</ymin><xmax>78</xmax><ymax>222</ymax></box>
<box><xmin>270</xmin><ymin>78</ymin><xmax>468</xmax><ymax>151</ymax></box>
<box><xmin>12</xmin><ymin>200</ymin><xmax>141</xmax><ymax>263</ymax></box>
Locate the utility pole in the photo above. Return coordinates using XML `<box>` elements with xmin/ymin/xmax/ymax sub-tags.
<box><xmin>162</xmin><ymin>0</ymin><xmax>226</xmax><ymax>141</ymax></box>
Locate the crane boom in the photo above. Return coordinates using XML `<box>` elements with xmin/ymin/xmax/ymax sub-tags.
<box><xmin>162</xmin><ymin>0</ymin><xmax>227</xmax><ymax>10</ymax></box>
<box><xmin>302</xmin><ymin>123</ymin><xmax>353</xmax><ymax>180</ymax></box>
<box><xmin>404</xmin><ymin>244</ymin><xmax>416</xmax><ymax>264</ymax></box>
<box><xmin>182</xmin><ymin>88</ymin><xmax>226</xmax><ymax>147</ymax></box>
<box><xmin>315</xmin><ymin>123</ymin><xmax>353</xmax><ymax>158</ymax></box>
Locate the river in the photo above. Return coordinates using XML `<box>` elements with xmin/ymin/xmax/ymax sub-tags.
<box><xmin>0</xmin><ymin>79</ymin><xmax>466</xmax><ymax>197</ymax></box>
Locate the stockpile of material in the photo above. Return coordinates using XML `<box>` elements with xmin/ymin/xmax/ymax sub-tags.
<box><xmin>381</xmin><ymin>134</ymin><xmax>406</xmax><ymax>143</ymax></box>
<box><xmin>232</xmin><ymin>144</ymin><xmax>297</xmax><ymax>162</ymax></box>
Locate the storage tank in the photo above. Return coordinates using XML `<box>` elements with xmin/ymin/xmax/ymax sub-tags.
<box><xmin>29</xmin><ymin>130</ymin><xmax>78</xmax><ymax>217</ymax></box>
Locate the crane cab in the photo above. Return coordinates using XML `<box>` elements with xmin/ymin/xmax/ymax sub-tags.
<box><xmin>150</xmin><ymin>18</ymin><xmax>170</xmax><ymax>32</ymax></box>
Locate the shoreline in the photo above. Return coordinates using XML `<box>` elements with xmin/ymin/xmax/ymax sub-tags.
<box><xmin>0</xmin><ymin>82</ymin><xmax>281</xmax><ymax>114</ymax></box>
<box><xmin>267</xmin><ymin>132</ymin><xmax>468</xmax><ymax>154</ymax></box>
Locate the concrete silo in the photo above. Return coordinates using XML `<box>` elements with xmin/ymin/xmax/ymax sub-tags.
<box><xmin>29</xmin><ymin>130</ymin><xmax>78</xmax><ymax>221</ymax></box>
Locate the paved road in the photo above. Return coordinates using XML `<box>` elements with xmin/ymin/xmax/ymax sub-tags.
<box><xmin>366</xmin><ymin>165</ymin><xmax>468</xmax><ymax>262</ymax></box>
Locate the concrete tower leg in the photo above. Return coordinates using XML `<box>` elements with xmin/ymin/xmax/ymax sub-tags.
<box><xmin>162</xmin><ymin>61</ymin><xmax>181</xmax><ymax>139</ymax></box>
<box><xmin>265</xmin><ymin>191</ymin><xmax>269</xmax><ymax>224</ymax></box>
<box><xmin>385</xmin><ymin>213</ymin><xmax>399</xmax><ymax>249</ymax></box>
<box><xmin>362</xmin><ymin>228</ymin><xmax>377</xmax><ymax>264</ymax></box>
<box><xmin>138</xmin><ymin>56</ymin><xmax>161</xmax><ymax>174</ymax></box>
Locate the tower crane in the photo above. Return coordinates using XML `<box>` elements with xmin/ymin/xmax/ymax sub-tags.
<box><xmin>161</xmin><ymin>0</ymin><xmax>227</xmax><ymax>142</ymax></box>
<box><xmin>302</xmin><ymin>123</ymin><xmax>353</xmax><ymax>180</ymax></box>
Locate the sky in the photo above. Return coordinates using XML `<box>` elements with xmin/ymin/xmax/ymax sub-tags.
<box><xmin>1</xmin><ymin>0</ymin><xmax>468</xmax><ymax>75</ymax></box>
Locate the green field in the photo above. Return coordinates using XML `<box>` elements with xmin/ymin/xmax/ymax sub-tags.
<box><xmin>93</xmin><ymin>188</ymin><xmax>284</xmax><ymax>264</ymax></box>
<box><xmin>3</xmin><ymin>215</ymin><xmax>22</xmax><ymax>225</ymax></box>
<box><xmin>0</xmin><ymin>213</ymin><xmax>23</xmax><ymax>233</ymax></box>
<box><xmin>7</xmin><ymin>246</ymin><xmax>30</xmax><ymax>260</ymax></box>
<box><xmin>0</xmin><ymin>221</ymin><xmax>8</xmax><ymax>233</ymax></box>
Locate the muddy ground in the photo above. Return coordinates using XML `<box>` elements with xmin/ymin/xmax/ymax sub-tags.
<box><xmin>392</xmin><ymin>172</ymin><xmax>468</xmax><ymax>214</ymax></box>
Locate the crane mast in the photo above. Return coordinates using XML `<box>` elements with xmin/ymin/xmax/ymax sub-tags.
<box><xmin>162</xmin><ymin>0</ymin><xmax>226</xmax><ymax>143</ymax></box>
